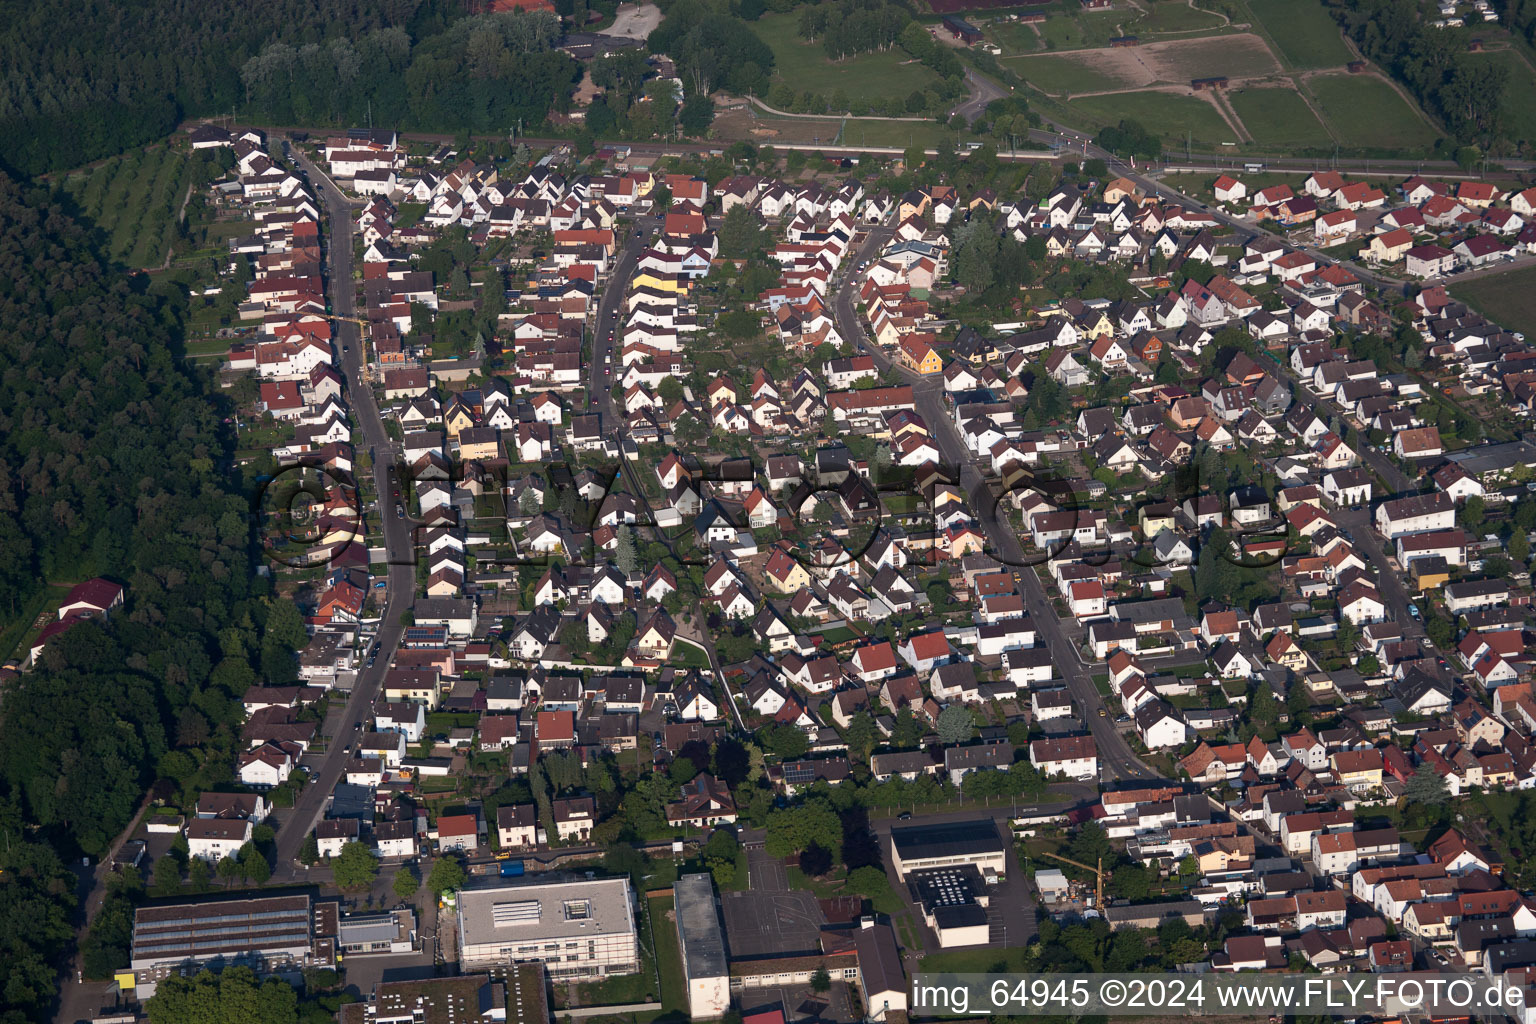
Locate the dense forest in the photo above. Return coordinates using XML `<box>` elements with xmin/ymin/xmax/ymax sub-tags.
<box><xmin>0</xmin><ymin>171</ymin><xmax>308</xmax><ymax>1019</ymax></box>
<box><xmin>1328</xmin><ymin>0</ymin><xmax>1506</xmax><ymax>144</ymax></box>
<box><xmin>0</xmin><ymin>0</ymin><xmax>582</xmax><ymax>176</ymax></box>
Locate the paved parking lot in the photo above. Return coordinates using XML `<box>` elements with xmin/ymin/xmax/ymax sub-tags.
<box><xmin>747</xmin><ymin>846</ymin><xmax>788</xmax><ymax>891</ymax></box>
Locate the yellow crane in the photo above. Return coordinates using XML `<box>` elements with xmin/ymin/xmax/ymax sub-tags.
<box><xmin>1039</xmin><ymin>850</ymin><xmax>1108</xmax><ymax>908</ymax></box>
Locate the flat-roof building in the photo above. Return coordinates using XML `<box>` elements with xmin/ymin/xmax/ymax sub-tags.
<box><xmin>338</xmin><ymin>973</ymin><xmax>523</xmax><ymax>1024</ymax></box>
<box><xmin>907</xmin><ymin>865</ymin><xmax>991</xmax><ymax>947</ymax></box>
<box><xmin>674</xmin><ymin>873</ymin><xmax>729</xmax><ymax>1020</ymax></box>
<box><xmin>337</xmin><ymin>909</ymin><xmax>416</xmax><ymax>956</ymax></box>
<box><xmin>456</xmin><ymin>876</ymin><xmax>638</xmax><ymax>980</ymax></box>
<box><xmin>129</xmin><ymin>894</ymin><xmax>336</xmax><ymax>996</ymax></box>
<box><xmin>890</xmin><ymin>819</ymin><xmax>1007</xmax><ymax>881</ymax></box>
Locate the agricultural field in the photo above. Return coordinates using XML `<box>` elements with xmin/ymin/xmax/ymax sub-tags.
<box><xmin>1467</xmin><ymin>49</ymin><xmax>1536</xmax><ymax>148</ymax></box>
<box><xmin>1452</xmin><ymin>265</ymin><xmax>1536</xmax><ymax>340</ymax></box>
<box><xmin>1010</xmin><ymin>53</ymin><xmax>1140</xmax><ymax>95</ymax></box>
<box><xmin>1305</xmin><ymin>73</ymin><xmax>1437</xmax><ymax>150</ymax></box>
<box><xmin>1244</xmin><ymin>0</ymin><xmax>1354</xmax><ymax>69</ymax></box>
<box><xmin>1140</xmin><ymin>32</ymin><xmax>1280</xmax><ymax>82</ymax></box>
<box><xmin>1227</xmin><ymin>87</ymin><xmax>1333</xmax><ymax>149</ymax></box>
<box><xmin>60</xmin><ymin>144</ymin><xmax>217</xmax><ymax>268</ymax></box>
<box><xmin>1015</xmin><ymin>33</ymin><xmax>1279</xmax><ymax>97</ymax></box>
<box><xmin>1066</xmin><ymin>90</ymin><xmax>1239</xmax><ymax>147</ymax></box>
<box><xmin>751</xmin><ymin>13</ymin><xmax>942</xmax><ymax>103</ymax></box>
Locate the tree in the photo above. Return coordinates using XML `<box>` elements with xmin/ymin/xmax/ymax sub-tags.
<box><xmin>1514</xmin><ymin>530</ymin><xmax>1532</xmax><ymax>566</ymax></box>
<box><xmin>719</xmin><ymin>205</ymin><xmax>767</xmax><ymax>259</ymax></box>
<box><xmin>936</xmin><ymin>704</ymin><xmax>975</xmax><ymax>746</ymax></box>
<box><xmin>799</xmin><ymin>843</ymin><xmax>833</xmax><ymax>876</ymax></box>
<box><xmin>428</xmin><ymin>855</ymin><xmax>467</xmax><ymax>897</ymax></box>
<box><xmin>1426</xmin><ymin>611</ymin><xmax>1455</xmax><ymax>649</ymax></box>
<box><xmin>703</xmin><ymin>828</ymin><xmax>739</xmax><ymax>887</ymax></box>
<box><xmin>892</xmin><ymin>707</ymin><xmax>924</xmax><ymax>748</ymax></box>
<box><xmin>393</xmin><ymin>866</ymin><xmax>419</xmax><ymax>902</ymax></box>
<box><xmin>757</xmin><ymin>721</ymin><xmax>809</xmax><ymax>759</ymax></box>
<box><xmin>614</xmin><ymin>526</ymin><xmax>640</xmax><ymax>575</ymax></box>
<box><xmin>604</xmin><ymin>842</ymin><xmax>650</xmax><ymax>882</ymax></box>
<box><xmin>765</xmin><ymin>800</ymin><xmax>843</xmax><ymax>861</ymax></box>
<box><xmin>1463</xmin><ymin>496</ymin><xmax>1486</xmax><ymax>533</ymax></box>
<box><xmin>241</xmin><ymin>843</ymin><xmax>271</xmax><ymax>885</ymax></box>
<box><xmin>810</xmin><ymin>967</ymin><xmax>832</xmax><ymax>993</ymax></box>
<box><xmin>299</xmin><ymin>833</ymin><xmax>320</xmax><ymax>867</ymax></box>
<box><xmin>846</xmin><ymin>865</ymin><xmax>891</xmax><ymax>899</ymax></box>
<box><xmin>844</xmin><ymin>712</ymin><xmax>878</xmax><ymax>762</ymax></box>
<box><xmin>188</xmin><ymin>856</ymin><xmax>212</xmax><ymax>893</ymax></box>
<box><xmin>1404</xmin><ymin>764</ymin><xmax>1451</xmax><ymax>806</ymax></box>
<box><xmin>331</xmin><ymin>841</ymin><xmax>378</xmax><ymax>891</ymax></box>
<box><xmin>712</xmin><ymin>737</ymin><xmax>751</xmax><ymax>787</ymax></box>
<box><xmin>152</xmin><ymin>854</ymin><xmax>182</xmax><ymax>897</ymax></box>
<box><xmin>651</xmin><ymin>184</ymin><xmax>672</xmax><ymax>211</ymax></box>
<box><xmin>216</xmin><ymin>855</ymin><xmax>240</xmax><ymax>887</ymax></box>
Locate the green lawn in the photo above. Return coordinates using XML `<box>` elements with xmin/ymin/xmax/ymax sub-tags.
<box><xmin>731</xmin><ymin>106</ymin><xmax>958</xmax><ymax>150</ymax></box>
<box><xmin>670</xmin><ymin>638</ymin><xmax>711</xmax><ymax>669</ymax></box>
<box><xmin>1066</xmin><ymin>90</ymin><xmax>1239</xmax><ymax>146</ymax></box>
<box><xmin>1036</xmin><ymin>10</ymin><xmax>1124</xmax><ymax>50</ymax></box>
<box><xmin>1468</xmin><ymin>49</ymin><xmax>1536</xmax><ymax>147</ymax></box>
<box><xmin>1451</xmin><ymin>265</ymin><xmax>1536</xmax><ymax>340</ymax></box>
<box><xmin>919</xmin><ymin>945</ymin><xmax>1035</xmax><ymax>973</ymax></box>
<box><xmin>647</xmin><ymin>895</ymin><xmax>688</xmax><ymax>1015</ymax></box>
<box><xmin>987</xmin><ymin>19</ymin><xmax>1043</xmax><ymax>56</ymax></box>
<box><xmin>1227</xmin><ymin>87</ymin><xmax>1333</xmax><ymax>149</ymax></box>
<box><xmin>1305</xmin><ymin>74</ymin><xmax>1436</xmax><ymax>150</ymax></box>
<box><xmin>1010</xmin><ymin>53</ymin><xmax>1133</xmax><ymax>95</ymax></box>
<box><xmin>1245</xmin><ymin>0</ymin><xmax>1353</xmax><ymax>69</ymax></box>
<box><xmin>752</xmin><ymin>13</ymin><xmax>941</xmax><ymax>102</ymax></box>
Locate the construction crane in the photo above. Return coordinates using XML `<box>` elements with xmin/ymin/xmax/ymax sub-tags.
<box><xmin>1039</xmin><ymin>851</ymin><xmax>1108</xmax><ymax>908</ymax></box>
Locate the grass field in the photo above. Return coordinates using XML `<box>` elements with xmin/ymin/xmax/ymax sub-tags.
<box><xmin>1036</xmin><ymin>9</ymin><xmax>1123</xmax><ymax>50</ymax></box>
<box><xmin>1245</xmin><ymin>0</ymin><xmax>1353</xmax><ymax>69</ymax></box>
<box><xmin>1468</xmin><ymin>49</ymin><xmax>1536</xmax><ymax>147</ymax></box>
<box><xmin>1228</xmin><ymin>86</ymin><xmax>1333</xmax><ymax>148</ymax></box>
<box><xmin>1067</xmin><ymin>90</ymin><xmax>1239</xmax><ymax>146</ymax></box>
<box><xmin>1305</xmin><ymin>74</ymin><xmax>1436</xmax><ymax>149</ymax></box>
<box><xmin>647</xmin><ymin>895</ymin><xmax>688</xmax><ymax>1016</ymax></box>
<box><xmin>1451</xmin><ymin>265</ymin><xmax>1536</xmax><ymax>339</ymax></box>
<box><xmin>61</xmin><ymin>144</ymin><xmax>215</xmax><ymax>268</ymax></box>
<box><xmin>1136</xmin><ymin>0</ymin><xmax>1228</xmax><ymax>34</ymax></box>
<box><xmin>714</xmin><ymin>105</ymin><xmax>960</xmax><ymax>150</ymax></box>
<box><xmin>1010</xmin><ymin>53</ymin><xmax>1136</xmax><ymax>95</ymax></box>
<box><xmin>752</xmin><ymin>13</ymin><xmax>941</xmax><ymax>102</ymax></box>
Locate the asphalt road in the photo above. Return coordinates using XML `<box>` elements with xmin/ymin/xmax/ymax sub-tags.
<box><xmin>272</xmin><ymin>141</ymin><xmax>421</xmax><ymax>873</ymax></box>
<box><xmin>951</xmin><ymin>68</ymin><xmax>1009</xmax><ymax>124</ymax></box>
<box><xmin>587</xmin><ymin>214</ymin><xmax>660</xmax><ymax>423</ymax></box>
<box><xmin>828</xmin><ymin>225</ymin><xmax>1160</xmax><ymax>785</ymax></box>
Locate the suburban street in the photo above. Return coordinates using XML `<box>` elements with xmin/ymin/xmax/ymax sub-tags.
<box><xmin>273</xmin><ymin>141</ymin><xmax>422</xmax><ymax>873</ymax></box>
<box><xmin>829</xmin><ymin>226</ymin><xmax>1161</xmax><ymax>785</ymax></box>
<box><xmin>587</xmin><ymin>212</ymin><xmax>661</xmax><ymax>423</ymax></box>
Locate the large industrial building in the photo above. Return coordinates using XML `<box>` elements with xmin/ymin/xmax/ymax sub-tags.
<box><xmin>456</xmin><ymin>876</ymin><xmax>639</xmax><ymax>980</ymax></box>
<box><xmin>674</xmin><ymin>873</ymin><xmax>730</xmax><ymax>1020</ymax></box>
<box><xmin>890</xmin><ymin>819</ymin><xmax>1008</xmax><ymax>881</ymax></box>
<box><xmin>128</xmin><ymin>894</ymin><xmax>337</xmax><ymax>996</ymax></box>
